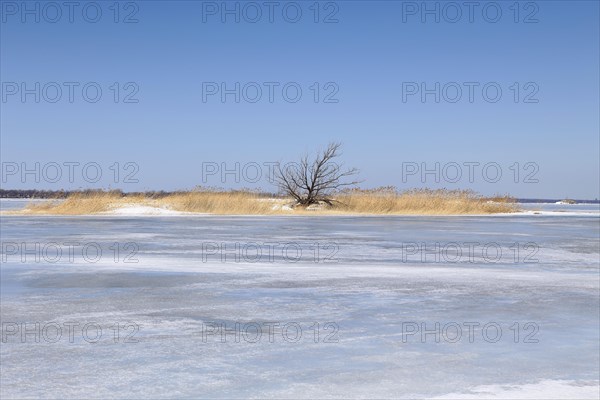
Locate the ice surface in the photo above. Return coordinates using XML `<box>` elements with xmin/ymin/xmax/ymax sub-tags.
<box><xmin>1</xmin><ymin>205</ymin><xmax>598</xmax><ymax>398</ymax></box>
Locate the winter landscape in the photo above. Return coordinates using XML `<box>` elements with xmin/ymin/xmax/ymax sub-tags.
<box><xmin>1</xmin><ymin>1</ymin><xmax>599</xmax><ymax>399</ymax></box>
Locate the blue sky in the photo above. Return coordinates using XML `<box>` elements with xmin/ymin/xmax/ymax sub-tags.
<box><xmin>1</xmin><ymin>0</ymin><xmax>599</xmax><ymax>199</ymax></box>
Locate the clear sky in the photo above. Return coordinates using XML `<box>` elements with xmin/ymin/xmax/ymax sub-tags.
<box><xmin>1</xmin><ymin>0</ymin><xmax>599</xmax><ymax>199</ymax></box>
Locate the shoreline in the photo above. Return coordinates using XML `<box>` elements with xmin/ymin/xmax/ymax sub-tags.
<box><xmin>2</xmin><ymin>207</ymin><xmax>598</xmax><ymax>218</ymax></box>
<box><xmin>3</xmin><ymin>196</ymin><xmax>597</xmax><ymax>217</ymax></box>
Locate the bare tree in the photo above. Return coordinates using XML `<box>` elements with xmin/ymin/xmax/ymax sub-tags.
<box><xmin>275</xmin><ymin>142</ymin><xmax>361</xmax><ymax>207</ymax></box>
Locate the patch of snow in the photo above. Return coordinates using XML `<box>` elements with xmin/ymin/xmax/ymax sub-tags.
<box><xmin>513</xmin><ymin>210</ymin><xmax>599</xmax><ymax>217</ymax></box>
<box><xmin>433</xmin><ymin>379</ymin><xmax>599</xmax><ymax>399</ymax></box>
<box><xmin>104</xmin><ymin>205</ymin><xmax>188</xmax><ymax>216</ymax></box>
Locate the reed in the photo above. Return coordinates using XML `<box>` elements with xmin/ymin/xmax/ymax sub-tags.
<box><xmin>17</xmin><ymin>188</ymin><xmax>518</xmax><ymax>215</ymax></box>
<box><xmin>335</xmin><ymin>188</ymin><xmax>518</xmax><ymax>215</ymax></box>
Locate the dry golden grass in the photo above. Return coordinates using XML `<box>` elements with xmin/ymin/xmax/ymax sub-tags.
<box><xmin>161</xmin><ymin>191</ymin><xmax>276</xmax><ymax>215</ymax></box>
<box><xmin>18</xmin><ymin>192</ymin><xmax>141</xmax><ymax>215</ymax></box>
<box><xmin>334</xmin><ymin>188</ymin><xmax>518</xmax><ymax>215</ymax></box>
<box><xmin>14</xmin><ymin>188</ymin><xmax>518</xmax><ymax>216</ymax></box>
<box><xmin>17</xmin><ymin>190</ymin><xmax>277</xmax><ymax>215</ymax></box>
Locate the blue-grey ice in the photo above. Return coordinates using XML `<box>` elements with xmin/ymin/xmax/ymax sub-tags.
<box><xmin>1</xmin><ymin>201</ymin><xmax>599</xmax><ymax>398</ymax></box>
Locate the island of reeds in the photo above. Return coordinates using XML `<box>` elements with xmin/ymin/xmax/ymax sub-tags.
<box><xmin>3</xmin><ymin>188</ymin><xmax>518</xmax><ymax>215</ymax></box>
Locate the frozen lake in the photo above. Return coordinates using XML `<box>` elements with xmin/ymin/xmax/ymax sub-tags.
<box><xmin>1</xmin><ymin>201</ymin><xmax>599</xmax><ymax>398</ymax></box>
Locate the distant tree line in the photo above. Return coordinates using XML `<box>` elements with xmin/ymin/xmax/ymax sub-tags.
<box><xmin>0</xmin><ymin>188</ymin><xmax>277</xmax><ymax>199</ymax></box>
<box><xmin>0</xmin><ymin>189</ymin><xmax>122</xmax><ymax>199</ymax></box>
